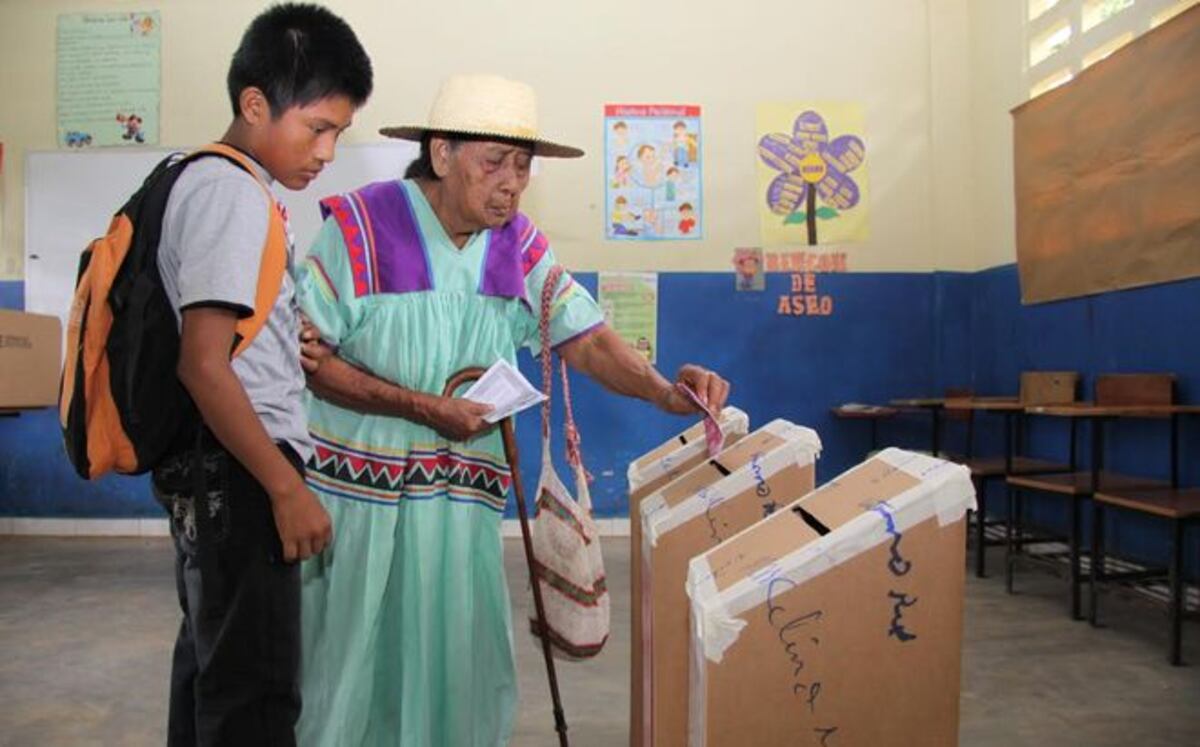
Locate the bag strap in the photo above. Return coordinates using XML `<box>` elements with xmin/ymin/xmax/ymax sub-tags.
<box><xmin>538</xmin><ymin>266</ymin><xmax>564</xmax><ymax>443</ymax></box>
<box><xmin>182</xmin><ymin>143</ymin><xmax>289</xmax><ymax>359</ymax></box>
<box><xmin>538</xmin><ymin>266</ymin><xmax>592</xmax><ymax>488</ymax></box>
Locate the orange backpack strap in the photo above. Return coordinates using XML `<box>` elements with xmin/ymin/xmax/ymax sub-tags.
<box><xmin>190</xmin><ymin>143</ymin><xmax>288</xmax><ymax>358</ymax></box>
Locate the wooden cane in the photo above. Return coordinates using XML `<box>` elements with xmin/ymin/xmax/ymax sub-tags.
<box><xmin>443</xmin><ymin>368</ymin><xmax>570</xmax><ymax>747</ymax></box>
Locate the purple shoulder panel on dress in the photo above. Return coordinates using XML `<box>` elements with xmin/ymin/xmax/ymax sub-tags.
<box><xmin>352</xmin><ymin>181</ymin><xmax>433</xmax><ymax>294</ymax></box>
<box><xmin>479</xmin><ymin>212</ymin><xmax>533</xmax><ymax>301</ymax></box>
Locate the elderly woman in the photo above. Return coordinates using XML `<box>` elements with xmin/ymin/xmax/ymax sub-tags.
<box><xmin>294</xmin><ymin>75</ymin><xmax>728</xmax><ymax>746</ymax></box>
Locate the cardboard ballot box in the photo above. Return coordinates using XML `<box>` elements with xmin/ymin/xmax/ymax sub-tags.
<box><xmin>686</xmin><ymin>448</ymin><xmax>975</xmax><ymax>747</ymax></box>
<box><xmin>641</xmin><ymin>419</ymin><xmax>822</xmax><ymax>747</ymax></box>
<box><xmin>627</xmin><ymin>407</ymin><xmax>751</xmax><ymax>501</ymax></box>
<box><xmin>628</xmin><ymin>407</ymin><xmax>750</xmax><ymax>746</ymax></box>
<box><xmin>0</xmin><ymin>310</ymin><xmax>62</xmax><ymax>409</ymax></box>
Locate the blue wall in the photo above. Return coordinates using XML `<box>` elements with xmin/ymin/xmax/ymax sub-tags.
<box><xmin>0</xmin><ymin>271</ymin><xmax>945</xmax><ymax>517</ymax></box>
<box><xmin>945</xmin><ymin>266</ymin><xmax>1200</xmax><ymax>575</ymax></box>
<box><xmin>3</xmin><ymin>267</ymin><xmax>1198</xmax><ymax>577</ymax></box>
<box><xmin>0</xmin><ymin>280</ymin><xmax>23</xmax><ymax>310</ymax></box>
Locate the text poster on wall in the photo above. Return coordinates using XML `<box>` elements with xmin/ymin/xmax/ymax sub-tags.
<box><xmin>598</xmin><ymin>271</ymin><xmax>658</xmax><ymax>363</ymax></box>
<box><xmin>57</xmin><ymin>12</ymin><xmax>161</xmax><ymax>149</ymax></box>
<box><xmin>756</xmin><ymin>103</ymin><xmax>869</xmax><ymax>247</ymax></box>
<box><xmin>605</xmin><ymin>105</ymin><xmax>702</xmax><ymax>241</ymax></box>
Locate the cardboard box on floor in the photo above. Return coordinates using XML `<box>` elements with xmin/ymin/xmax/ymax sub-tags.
<box><xmin>686</xmin><ymin>448</ymin><xmax>975</xmax><ymax>747</ymax></box>
<box><xmin>641</xmin><ymin>419</ymin><xmax>822</xmax><ymax>747</ymax></box>
<box><xmin>628</xmin><ymin>407</ymin><xmax>750</xmax><ymax>747</ymax></box>
<box><xmin>0</xmin><ymin>310</ymin><xmax>62</xmax><ymax>409</ymax></box>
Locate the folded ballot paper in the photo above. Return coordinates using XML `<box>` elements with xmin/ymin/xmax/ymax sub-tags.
<box><xmin>675</xmin><ymin>383</ymin><xmax>726</xmax><ymax>457</ymax></box>
<box><xmin>640</xmin><ymin>419</ymin><xmax>822</xmax><ymax>747</ymax></box>
<box><xmin>627</xmin><ymin>407</ymin><xmax>751</xmax><ymax>747</ymax></box>
<box><xmin>685</xmin><ymin>448</ymin><xmax>976</xmax><ymax>747</ymax></box>
<box><xmin>461</xmin><ymin>359</ymin><xmax>546</xmax><ymax>423</ymax></box>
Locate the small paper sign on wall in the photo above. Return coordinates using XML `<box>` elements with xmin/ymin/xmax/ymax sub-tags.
<box><xmin>599</xmin><ymin>271</ymin><xmax>658</xmax><ymax>363</ymax></box>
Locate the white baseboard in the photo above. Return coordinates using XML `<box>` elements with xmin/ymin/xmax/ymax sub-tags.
<box><xmin>0</xmin><ymin>518</ymin><xmax>170</xmax><ymax>537</ymax></box>
<box><xmin>0</xmin><ymin>517</ymin><xmax>631</xmax><ymax>538</ymax></box>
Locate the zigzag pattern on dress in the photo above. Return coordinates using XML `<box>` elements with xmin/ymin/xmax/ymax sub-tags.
<box><xmin>308</xmin><ymin>438</ymin><xmax>512</xmax><ymax>511</ymax></box>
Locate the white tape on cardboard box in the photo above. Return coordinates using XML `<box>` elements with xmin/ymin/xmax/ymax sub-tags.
<box><xmin>626</xmin><ymin>407</ymin><xmax>750</xmax><ymax>492</ymax></box>
<box><xmin>687</xmin><ymin>448</ymin><xmax>975</xmax><ymax>663</ymax></box>
<box><xmin>641</xmin><ymin>420</ymin><xmax>821</xmax><ymax>549</ymax></box>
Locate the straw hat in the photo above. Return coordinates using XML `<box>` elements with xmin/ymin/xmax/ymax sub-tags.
<box><xmin>380</xmin><ymin>74</ymin><xmax>584</xmax><ymax>159</ymax></box>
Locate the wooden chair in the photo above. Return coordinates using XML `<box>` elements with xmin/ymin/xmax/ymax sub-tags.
<box><xmin>959</xmin><ymin>372</ymin><xmax>1078</xmax><ymax>578</ymax></box>
<box><xmin>1090</xmin><ymin>487</ymin><xmax>1200</xmax><ymax>665</ymax></box>
<box><xmin>1005</xmin><ymin>373</ymin><xmax>1174</xmax><ymax>619</ymax></box>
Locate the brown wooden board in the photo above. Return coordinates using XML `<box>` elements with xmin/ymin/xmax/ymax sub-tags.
<box><xmin>1013</xmin><ymin>6</ymin><xmax>1200</xmax><ymax>304</ymax></box>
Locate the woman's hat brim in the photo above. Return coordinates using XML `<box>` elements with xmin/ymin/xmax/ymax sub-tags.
<box><xmin>379</xmin><ymin>126</ymin><xmax>584</xmax><ymax>159</ymax></box>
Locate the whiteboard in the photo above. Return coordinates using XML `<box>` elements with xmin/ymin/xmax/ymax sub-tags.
<box><xmin>24</xmin><ymin>141</ymin><xmax>419</xmax><ymax>330</ymax></box>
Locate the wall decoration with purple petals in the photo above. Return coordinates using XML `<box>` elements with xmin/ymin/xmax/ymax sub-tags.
<box><xmin>756</xmin><ymin>104</ymin><xmax>869</xmax><ymax>247</ymax></box>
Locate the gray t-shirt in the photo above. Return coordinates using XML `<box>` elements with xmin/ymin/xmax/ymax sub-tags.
<box><xmin>157</xmin><ymin>155</ymin><xmax>313</xmax><ymax>462</ymax></box>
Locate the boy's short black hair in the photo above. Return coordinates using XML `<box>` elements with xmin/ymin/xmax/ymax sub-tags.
<box><xmin>227</xmin><ymin>3</ymin><xmax>373</xmax><ymax>118</ymax></box>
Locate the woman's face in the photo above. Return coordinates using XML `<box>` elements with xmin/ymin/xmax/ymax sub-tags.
<box><xmin>437</xmin><ymin>139</ymin><xmax>534</xmax><ymax>229</ymax></box>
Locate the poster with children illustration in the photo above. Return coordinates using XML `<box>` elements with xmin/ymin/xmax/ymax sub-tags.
<box><xmin>57</xmin><ymin>12</ymin><xmax>161</xmax><ymax>148</ymax></box>
<box><xmin>605</xmin><ymin>104</ymin><xmax>702</xmax><ymax>241</ymax></box>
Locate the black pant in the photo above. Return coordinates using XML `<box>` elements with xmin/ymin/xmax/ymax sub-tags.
<box><xmin>152</xmin><ymin>435</ymin><xmax>303</xmax><ymax>747</ymax></box>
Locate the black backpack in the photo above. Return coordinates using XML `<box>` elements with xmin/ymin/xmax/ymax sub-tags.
<box><xmin>60</xmin><ymin>143</ymin><xmax>287</xmax><ymax>479</ymax></box>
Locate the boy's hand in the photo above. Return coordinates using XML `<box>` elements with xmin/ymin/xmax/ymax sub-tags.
<box><xmin>269</xmin><ymin>482</ymin><xmax>333</xmax><ymax>562</ymax></box>
<box><xmin>298</xmin><ymin>316</ymin><xmax>335</xmax><ymax>374</ymax></box>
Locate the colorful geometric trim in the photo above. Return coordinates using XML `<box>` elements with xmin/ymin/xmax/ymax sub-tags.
<box><xmin>521</xmin><ymin>228</ymin><xmax>551</xmax><ymax>277</ymax></box>
<box><xmin>303</xmin><ymin>256</ymin><xmax>339</xmax><ymax>303</ymax></box>
<box><xmin>306</xmin><ymin>433</ymin><xmax>512</xmax><ymax>512</ymax></box>
<box><xmin>318</xmin><ymin>180</ymin><xmax>433</xmax><ymax>298</ymax></box>
<box><xmin>348</xmin><ymin>191</ymin><xmax>382</xmax><ymax>293</ymax></box>
<box><xmin>320</xmin><ymin>195</ymin><xmax>372</xmax><ymax>297</ymax></box>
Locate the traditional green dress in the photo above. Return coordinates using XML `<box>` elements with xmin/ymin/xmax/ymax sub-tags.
<box><xmin>294</xmin><ymin>179</ymin><xmax>603</xmax><ymax>746</ymax></box>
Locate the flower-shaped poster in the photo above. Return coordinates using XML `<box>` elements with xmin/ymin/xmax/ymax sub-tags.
<box><xmin>755</xmin><ymin>103</ymin><xmax>870</xmax><ymax>247</ymax></box>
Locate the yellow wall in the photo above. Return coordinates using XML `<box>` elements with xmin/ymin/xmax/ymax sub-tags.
<box><xmin>0</xmin><ymin>0</ymin><xmax>1007</xmax><ymax>281</ymax></box>
<box><xmin>968</xmin><ymin>0</ymin><xmax>1025</xmax><ymax>271</ymax></box>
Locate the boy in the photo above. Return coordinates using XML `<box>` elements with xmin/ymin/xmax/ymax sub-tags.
<box><xmin>151</xmin><ymin>5</ymin><xmax>372</xmax><ymax>745</ymax></box>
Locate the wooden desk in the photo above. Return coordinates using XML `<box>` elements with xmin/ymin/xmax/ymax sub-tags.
<box><xmin>1025</xmin><ymin>403</ymin><xmax>1200</xmax><ymax>487</ymax></box>
<box><xmin>889</xmin><ymin>397</ymin><xmax>946</xmax><ymax>455</ymax></box>
<box><xmin>831</xmin><ymin>404</ymin><xmax>897</xmax><ymax>452</ymax></box>
<box><xmin>890</xmin><ymin>397</ymin><xmax>946</xmax><ymax>408</ymax></box>
<box><xmin>943</xmin><ymin>398</ymin><xmax>1022</xmax><ymax>412</ymax></box>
